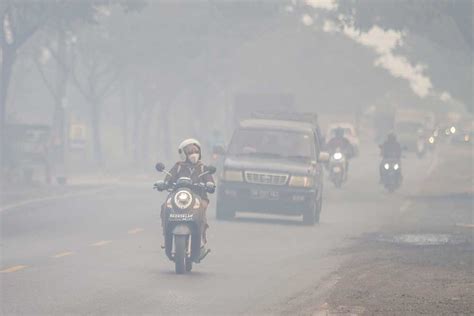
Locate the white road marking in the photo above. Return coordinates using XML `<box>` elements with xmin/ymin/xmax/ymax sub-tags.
<box><xmin>51</xmin><ymin>251</ymin><xmax>75</xmax><ymax>258</ymax></box>
<box><xmin>0</xmin><ymin>265</ymin><xmax>28</xmax><ymax>273</ymax></box>
<box><xmin>91</xmin><ymin>240</ymin><xmax>112</xmax><ymax>247</ymax></box>
<box><xmin>455</xmin><ymin>223</ymin><xmax>474</xmax><ymax>228</ymax></box>
<box><xmin>0</xmin><ymin>186</ymin><xmax>115</xmax><ymax>213</ymax></box>
<box><xmin>128</xmin><ymin>228</ymin><xmax>145</xmax><ymax>234</ymax></box>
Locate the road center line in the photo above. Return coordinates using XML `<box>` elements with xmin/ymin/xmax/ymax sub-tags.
<box><xmin>1</xmin><ymin>265</ymin><xmax>28</xmax><ymax>273</ymax></box>
<box><xmin>51</xmin><ymin>251</ymin><xmax>75</xmax><ymax>258</ymax></box>
<box><xmin>455</xmin><ymin>223</ymin><xmax>474</xmax><ymax>228</ymax></box>
<box><xmin>91</xmin><ymin>240</ymin><xmax>112</xmax><ymax>247</ymax></box>
<box><xmin>128</xmin><ymin>228</ymin><xmax>145</xmax><ymax>234</ymax></box>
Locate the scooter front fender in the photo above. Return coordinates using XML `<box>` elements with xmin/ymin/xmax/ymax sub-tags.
<box><xmin>172</xmin><ymin>224</ymin><xmax>192</xmax><ymax>235</ymax></box>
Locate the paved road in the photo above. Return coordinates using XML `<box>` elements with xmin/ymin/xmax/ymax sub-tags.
<box><xmin>1</xmin><ymin>146</ymin><xmax>434</xmax><ymax>315</ymax></box>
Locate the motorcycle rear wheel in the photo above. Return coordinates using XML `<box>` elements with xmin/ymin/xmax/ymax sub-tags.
<box><xmin>174</xmin><ymin>235</ymin><xmax>187</xmax><ymax>274</ymax></box>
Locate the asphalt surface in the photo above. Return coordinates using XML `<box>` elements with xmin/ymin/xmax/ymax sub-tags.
<box><xmin>1</xmin><ymin>145</ymin><xmax>435</xmax><ymax>315</ymax></box>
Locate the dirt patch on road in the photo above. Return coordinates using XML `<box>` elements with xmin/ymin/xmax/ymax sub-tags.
<box><xmin>321</xmin><ymin>235</ymin><xmax>474</xmax><ymax>315</ymax></box>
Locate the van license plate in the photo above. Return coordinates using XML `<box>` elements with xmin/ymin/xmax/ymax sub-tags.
<box><xmin>251</xmin><ymin>190</ymin><xmax>279</xmax><ymax>200</ymax></box>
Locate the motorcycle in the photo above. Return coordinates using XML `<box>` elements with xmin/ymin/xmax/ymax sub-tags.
<box><xmin>154</xmin><ymin>163</ymin><xmax>216</xmax><ymax>274</ymax></box>
<box><xmin>380</xmin><ymin>159</ymin><xmax>402</xmax><ymax>192</ymax></box>
<box><xmin>329</xmin><ymin>149</ymin><xmax>346</xmax><ymax>188</ymax></box>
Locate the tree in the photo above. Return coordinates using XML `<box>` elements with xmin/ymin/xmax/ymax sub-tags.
<box><xmin>0</xmin><ymin>0</ymin><xmax>103</xmax><ymax>171</ymax></box>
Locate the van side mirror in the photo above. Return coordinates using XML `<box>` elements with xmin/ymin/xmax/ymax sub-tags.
<box><xmin>207</xmin><ymin>166</ymin><xmax>217</xmax><ymax>175</ymax></box>
<box><xmin>318</xmin><ymin>152</ymin><xmax>330</xmax><ymax>163</ymax></box>
<box><xmin>213</xmin><ymin>145</ymin><xmax>226</xmax><ymax>156</ymax></box>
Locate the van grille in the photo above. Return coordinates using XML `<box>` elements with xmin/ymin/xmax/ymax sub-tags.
<box><xmin>244</xmin><ymin>171</ymin><xmax>288</xmax><ymax>186</ymax></box>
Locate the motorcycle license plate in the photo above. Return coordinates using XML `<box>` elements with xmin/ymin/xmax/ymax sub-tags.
<box><xmin>169</xmin><ymin>213</ymin><xmax>194</xmax><ymax>221</ymax></box>
<box><xmin>332</xmin><ymin>166</ymin><xmax>341</xmax><ymax>173</ymax></box>
<box><xmin>251</xmin><ymin>189</ymin><xmax>279</xmax><ymax>200</ymax></box>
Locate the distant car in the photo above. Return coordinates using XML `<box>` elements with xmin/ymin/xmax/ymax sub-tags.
<box><xmin>326</xmin><ymin>123</ymin><xmax>360</xmax><ymax>156</ymax></box>
<box><xmin>216</xmin><ymin>118</ymin><xmax>329</xmax><ymax>225</ymax></box>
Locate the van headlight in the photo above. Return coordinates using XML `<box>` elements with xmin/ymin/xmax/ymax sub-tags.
<box><xmin>384</xmin><ymin>163</ymin><xmax>390</xmax><ymax>170</ymax></box>
<box><xmin>223</xmin><ymin>170</ymin><xmax>243</xmax><ymax>182</ymax></box>
<box><xmin>289</xmin><ymin>176</ymin><xmax>314</xmax><ymax>188</ymax></box>
<box><xmin>394</xmin><ymin>164</ymin><xmax>399</xmax><ymax>170</ymax></box>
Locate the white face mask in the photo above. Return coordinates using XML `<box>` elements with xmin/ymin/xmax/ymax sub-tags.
<box><xmin>188</xmin><ymin>153</ymin><xmax>200</xmax><ymax>164</ymax></box>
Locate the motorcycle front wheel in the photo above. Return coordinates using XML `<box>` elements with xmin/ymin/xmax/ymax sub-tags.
<box><xmin>174</xmin><ymin>235</ymin><xmax>187</xmax><ymax>274</ymax></box>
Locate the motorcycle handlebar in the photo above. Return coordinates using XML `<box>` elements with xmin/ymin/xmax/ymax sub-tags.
<box><xmin>155</xmin><ymin>181</ymin><xmax>215</xmax><ymax>193</ymax></box>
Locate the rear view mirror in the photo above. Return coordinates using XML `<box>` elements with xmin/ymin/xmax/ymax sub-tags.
<box><xmin>213</xmin><ymin>145</ymin><xmax>226</xmax><ymax>156</ymax></box>
<box><xmin>318</xmin><ymin>152</ymin><xmax>330</xmax><ymax>163</ymax></box>
<box><xmin>155</xmin><ymin>162</ymin><xmax>166</xmax><ymax>172</ymax></box>
<box><xmin>207</xmin><ymin>166</ymin><xmax>217</xmax><ymax>175</ymax></box>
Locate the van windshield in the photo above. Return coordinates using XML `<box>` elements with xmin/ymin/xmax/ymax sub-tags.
<box><xmin>228</xmin><ymin>129</ymin><xmax>315</xmax><ymax>161</ymax></box>
<box><xmin>396</xmin><ymin>122</ymin><xmax>422</xmax><ymax>133</ymax></box>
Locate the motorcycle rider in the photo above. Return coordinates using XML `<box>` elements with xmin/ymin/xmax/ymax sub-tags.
<box><xmin>160</xmin><ymin>139</ymin><xmax>215</xmax><ymax>246</ymax></box>
<box><xmin>325</xmin><ymin>127</ymin><xmax>354</xmax><ymax>176</ymax></box>
<box><xmin>379</xmin><ymin>133</ymin><xmax>402</xmax><ymax>181</ymax></box>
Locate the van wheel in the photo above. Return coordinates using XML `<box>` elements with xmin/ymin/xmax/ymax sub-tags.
<box><xmin>315</xmin><ymin>197</ymin><xmax>322</xmax><ymax>223</ymax></box>
<box><xmin>303</xmin><ymin>201</ymin><xmax>317</xmax><ymax>225</ymax></box>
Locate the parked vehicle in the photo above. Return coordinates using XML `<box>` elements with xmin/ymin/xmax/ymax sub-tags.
<box><xmin>4</xmin><ymin>124</ymin><xmax>52</xmax><ymax>184</ymax></box>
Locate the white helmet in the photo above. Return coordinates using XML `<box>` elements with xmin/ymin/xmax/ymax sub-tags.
<box><xmin>178</xmin><ymin>138</ymin><xmax>201</xmax><ymax>161</ymax></box>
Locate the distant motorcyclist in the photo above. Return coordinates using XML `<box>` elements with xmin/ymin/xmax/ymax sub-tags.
<box><xmin>325</xmin><ymin>128</ymin><xmax>354</xmax><ymax>176</ymax></box>
<box><xmin>379</xmin><ymin>133</ymin><xmax>402</xmax><ymax>182</ymax></box>
<box><xmin>326</xmin><ymin>127</ymin><xmax>354</xmax><ymax>158</ymax></box>
<box><xmin>160</xmin><ymin>139</ymin><xmax>215</xmax><ymax>245</ymax></box>
<box><xmin>380</xmin><ymin>133</ymin><xmax>402</xmax><ymax>160</ymax></box>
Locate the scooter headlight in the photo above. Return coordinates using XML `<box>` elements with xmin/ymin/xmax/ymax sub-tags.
<box><xmin>394</xmin><ymin>163</ymin><xmax>399</xmax><ymax>170</ymax></box>
<box><xmin>174</xmin><ymin>190</ymin><xmax>193</xmax><ymax>209</ymax></box>
<box><xmin>333</xmin><ymin>152</ymin><xmax>343</xmax><ymax>160</ymax></box>
<box><xmin>428</xmin><ymin>136</ymin><xmax>435</xmax><ymax>144</ymax></box>
<box><xmin>384</xmin><ymin>163</ymin><xmax>390</xmax><ymax>170</ymax></box>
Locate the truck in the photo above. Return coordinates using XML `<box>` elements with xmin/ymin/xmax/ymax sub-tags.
<box><xmin>394</xmin><ymin>109</ymin><xmax>435</xmax><ymax>155</ymax></box>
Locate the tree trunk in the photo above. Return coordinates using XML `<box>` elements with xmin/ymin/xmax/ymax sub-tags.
<box><xmin>140</xmin><ymin>106</ymin><xmax>153</xmax><ymax>168</ymax></box>
<box><xmin>132</xmin><ymin>97</ymin><xmax>142</xmax><ymax>166</ymax></box>
<box><xmin>0</xmin><ymin>45</ymin><xmax>15</xmax><ymax>171</ymax></box>
<box><xmin>120</xmin><ymin>82</ymin><xmax>129</xmax><ymax>157</ymax></box>
<box><xmin>160</xmin><ymin>106</ymin><xmax>171</xmax><ymax>163</ymax></box>
<box><xmin>90</xmin><ymin>99</ymin><xmax>102</xmax><ymax>166</ymax></box>
<box><xmin>52</xmin><ymin>29</ymin><xmax>69</xmax><ymax>165</ymax></box>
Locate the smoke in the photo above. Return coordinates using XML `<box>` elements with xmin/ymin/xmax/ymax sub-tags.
<box><xmin>302</xmin><ymin>0</ymin><xmax>447</xmax><ymax>101</ymax></box>
<box><xmin>305</xmin><ymin>0</ymin><xmax>338</xmax><ymax>11</ymax></box>
<box><xmin>301</xmin><ymin>14</ymin><xmax>314</xmax><ymax>26</ymax></box>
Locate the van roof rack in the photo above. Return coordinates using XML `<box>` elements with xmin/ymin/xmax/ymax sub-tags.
<box><xmin>251</xmin><ymin>111</ymin><xmax>318</xmax><ymax>125</ymax></box>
